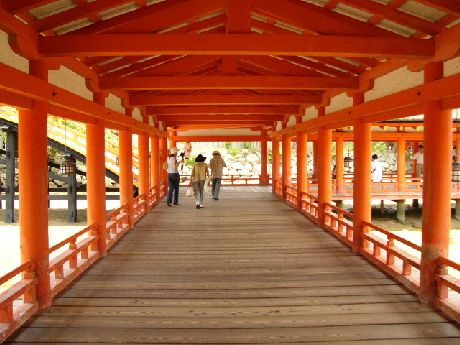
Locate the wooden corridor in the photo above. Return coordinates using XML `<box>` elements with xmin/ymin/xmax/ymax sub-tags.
<box><xmin>6</xmin><ymin>189</ymin><xmax>460</xmax><ymax>344</ymax></box>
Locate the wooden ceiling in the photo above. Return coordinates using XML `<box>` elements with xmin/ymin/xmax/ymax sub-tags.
<box><xmin>1</xmin><ymin>0</ymin><xmax>459</xmax><ymax>131</ymax></box>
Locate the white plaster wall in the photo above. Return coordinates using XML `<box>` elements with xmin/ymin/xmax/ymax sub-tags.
<box><xmin>365</xmin><ymin>66</ymin><xmax>423</xmax><ymax>102</ymax></box>
<box><xmin>444</xmin><ymin>56</ymin><xmax>460</xmax><ymax>77</ymax></box>
<box><xmin>286</xmin><ymin>115</ymin><xmax>296</xmax><ymax>127</ymax></box>
<box><xmin>49</xmin><ymin>66</ymin><xmax>92</xmax><ymax>101</ymax></box>
<box><xmin>178</xmin><ymin>128</ymin><xmax>256</xmax><ymax>137</ymax></box>
<box><xmin>303</xmin><ymin>106</ymin><xmax>317</xmax><ymax>121</ymax></box>
<box><xmin>0</xmin><ymin>30</ymin><xmax>28</xmax><ymax>72</ymax></box>
<box><xmin>132</xmin><ymin>107</ymin><xmax>143</xmax><ymax>122</ymax></box>
<box><xmin>106</xmin><ymin>93</ymin><xmax>124</xmax><ymax>113</ymax></box>
<box><xmin>327</xmin><ymin>92</ymin><xmax>353</xmax><ymax>114</ymax></box>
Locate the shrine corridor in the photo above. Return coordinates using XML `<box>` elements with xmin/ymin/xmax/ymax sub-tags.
<box><xmin>6</xmin><ymin>188</ymin><xmax>460</xmax><ymax>344</ymax></box>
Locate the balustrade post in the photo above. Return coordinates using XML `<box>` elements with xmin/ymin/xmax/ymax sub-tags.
<box><xmin>19</xmin><ymin>60</ymin><xmax>51</xmax><ymax>309</ymax></box>
<box><xmin>420</xmin><ymin>62</ymin><xmax>451</xmax><ymax>304</ymax></box>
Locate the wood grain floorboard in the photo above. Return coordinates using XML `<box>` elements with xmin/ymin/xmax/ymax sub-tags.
<box><xmin>6</xmin><ymin>189</ymin><xmax>460</xmax><ymax>344</ymax></box>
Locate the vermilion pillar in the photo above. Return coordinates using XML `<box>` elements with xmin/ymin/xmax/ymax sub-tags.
<box><xmin>318</xmin><ymin>107</ymin><xmax>332</xmax><ymax>226</ymax></box>
<box><xmin>420</xmin><ymin>62</ymin><xmax>452</xmax><ymax>303</ymax></box>
<box><xmin>86</xmin><ymin>92</ymin><xmax>107</xmax><ymax>255</ymax></box>
<box><xmin>150</xmin><ymin>134</ymin><xmax>160</xmax><ymax>196</ymax></box>
<box><xmin>397</xmin><ymin>138</ymin><xmax>407</xmax><ymax>192</ymax></box>
<box><xmin>336</xmin><ymin>134</ymin><xmax>344</xmax><ymax>194</ymax></box>
<box><xmin>272</xmin><ymin>137</ymin><xmax>280</xmax><ymax>193</ymax></box>
<box><xmin>19</xmin><ymin>60</ymin><xmax>51</xmax><ymax>308</ymax></box>
<box><xmin>297</xmin><ymin>131</ymin><xmax>308</xmax><ymax>210</ymax></box>
<box><xmin>168</xmin><ymin>129</ymin><xmax>176</xmax><ymax>150</ymax></box>
<box><xmin>160</xmin><ymin>136</ymin><xmax>168</xmax><ymax>195</ymax></box>
<box><xmin>119</xmin><ymin>109</ymin><xmax>134</xmax><ymax>228</ymax></box>
<box><xmin>352</xmin><ymin>93</ymin><xmax>372</xmax><ymax>253</ymax></box>
<box><xmin>312</xmin><ymin>141</ymin><xmax>319</xmax><ymax>179</ymax></box>
<box><xmin>282</xmin><ymin>124</ymin><xmax>292</xmax><ymax>201</ymax></box>
<box><xmin>260</xmin><ymin>129</ymin><xmax>269</xmax><ymax>185</ymax></box>
<box><xmin>138</xmin><ymin>117</ymin><xmax>150</xmax><ymax>196</ymax></box>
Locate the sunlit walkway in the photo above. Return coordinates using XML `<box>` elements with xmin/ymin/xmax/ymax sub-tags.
<box><xmin>6</xmin><ymin>189</ymin><xmax>460</xmax><ymax>344</ymax></box>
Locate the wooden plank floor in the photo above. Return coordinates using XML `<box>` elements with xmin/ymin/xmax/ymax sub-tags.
<box><xmin>6</xmin><ymin>188</ymin><xmax>460</xmax><ymax>344</ymax></box>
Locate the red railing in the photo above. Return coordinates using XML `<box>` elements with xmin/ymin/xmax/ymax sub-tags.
<box><xmin>273</xmin><ymin>179</ymin><xmax>283</xmax><ymax>198</ymax></box>
<box><xmin>323</xmin><ymin>203</ymin><xmax>354</xmax><ymax>247</ymax></box>
<box><xmin>48</xmin><ymin>225</ymin><xmax>99</xmax><ymax>297</ymax></box>
<box><xmin>285</xmin><ymin>184</ymin><xmax>297</xmax><ymax>207</ymax></box>
<box><xmin>133</xmin><ymin>194</ymin><xmax>147</xmax><ymax>223</ymax></box>
<box><xmin>180</xmin><ymin>174</ymin><xmax>272</xmax><ymax>187</ymax></box>
<box><xmin>105</xmin><ymin>205</ymin><xmax>130</xmax><ymax>250</ymax></box>
<box><xmin>434</xmin><ymin>257</ymin><xmax>460</xmax><ymax>322</ymax></box>
<box><xmin>0</xmin><ymin>261</ymin><xmax>38</xmax><ymax>341</ymax></box>
<box><xmin>361</xmin><ymin>221</ymin><xmax>421</xmax><ymax>293</ymax></box>
<box><xmin>299</xmin><ymin>192</ymin><xmax>319</xmax><ymax>223</ymax></box>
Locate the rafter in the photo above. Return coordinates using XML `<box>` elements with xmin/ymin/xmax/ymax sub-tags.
<box><xmin>130</xmin><ymin>94</ymin><xmax>321</xmax><ymax>106</ymax></box>
<box><xmin>251</xmin><ymin>0</ymin><xmax>393</xmax><ymax>36</ymax></box>
<box><xmin>156</xmin><ymin>114</ymin><xmax>284</xmax><ymax>122</ymax></box>
<box><xmin>1</xmin><ymin>0</ymin><xmax>54</xmax><ymax>14</ymax></box>
<box><xmin>33</xmin><ymin>0</ymin><xmax>132</xmax><ymax>33</ymax></box>
<box><xmin>147</xmin><ymin>105</ymin><xmax>299</xmax><ymax>115</ymax></box>
<box><xmin>415</xmin><ymin>0</ymin><xmax>460</xmax><ymax>17</ymax></box>
<box><xmin>71</xmin><ymin>0</ymin><xmax>227</xmax><ymax>34</ymax></box>
<box><xmin>100</xmin><ymin>75</ymin><xmax>359</xmax><ymax>91</ymax></box>
<box><xmin>39</xmin><ymin>34</ymin><xmax>433</xmax><ymax>59</ymax></box>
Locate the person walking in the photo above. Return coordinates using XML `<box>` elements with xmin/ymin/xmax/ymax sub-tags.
<box><xmin>190</xmin><ymin>154</ymin><xmax>209</xmax><ymax>209</ymax></box>
<box><xmin>166</xmin><ymin>147</ymin><xmax>181</xmax><ymax>207</ymax></box>
<box><xmin>411</xmin><ymin>144</ymin><xmax>424</xmax><ymax>177</ymax></box>
<box><xmin>371</xmin><ymin>154</ymin><xmax>383</xmax><ymax>182</ymax></box>
<box><xmin>209</xmin><ymin>150</ymin><xmax>226</xmax><ymax>200</ymax></box>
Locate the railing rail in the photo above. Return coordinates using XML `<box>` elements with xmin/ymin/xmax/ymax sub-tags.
<box><xmin>0</xmin><ymin>261</ymin><xmax>38</xmax><ymax>341</ymax></box>
<box><xmin>361</xmin><ymin>221</ymin><xmax>421</xmax><ymax>293</ymax></box>
<box><xmin>434</xmin><ymin>257</ymin><xmax>460</xmax><ymax>322</ymax></box>
<box><xmin>323</xmin><ymin>203</ymin><xmax>354</xmax><ymax>247</ymax></box>
<box><xmin>133</xmin><ymin>194</ymin><xmax>147</xmax><ymax>223</ymax></box>
<box><xmin>299</xmin><ymin>192</ymin><xmax>319</xmax><ymax>223</ymax></box>
<box><xmin>48</xmin><ymin>225</ymin><xmax>99</xmax><ymax>297</ymax></box>
<box><xmin>106</xmin><ymin>205</ymin><xmax>130</xmax><ymax>250</ymax></box>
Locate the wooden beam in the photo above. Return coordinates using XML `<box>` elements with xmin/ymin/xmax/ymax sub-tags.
<box><xmin>416</xmin><ymin>0</ymin><xmax>460</xmax><ymax>17</ymax></box>
<box><xmin>0</xmin><ymin>61</ymin><xmax>160</xmax><ymax>136</ymax></box>
<box><xmin>167</xmin><ymin>121</ymin><xmax>274</xmax><ymax>127</ymax></box>
<box><xmin>131</xmin><ymin>94</ymin><xmax>321</xmax><ymax>106</ymax></box>
<box><xmin>156</xmin><ymin>114</ymin><xmax>283</xmax><ymax>122</ymax></box>
<box><xmin>38</xmin><ymin>34</ymin><xmax>434</xmax><ymax>59</ymax></box>
<box><xmin>2</xmin><ymin>0</ymin><xmax>54</xmax><ymax>14</ymax></box>
<box><xmin>101</xmin><ymin>75</ymin><xmax>358</xmax><ymax>90</ymax></box>
<box><xmin>147</xmin><ymin>105</ymin><xmax>298</xmax><ymax>115</ymax></box>
<box><xmin>172</xmin><ymin>136</ymin><xmax>270</xmax><ymax>142</ymax></box>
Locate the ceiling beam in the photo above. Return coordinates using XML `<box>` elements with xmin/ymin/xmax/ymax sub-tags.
<box><xmin>156</xmin><ymin>114</ymin><xmax>283</xmax><ymax>121</ymax></box>
<box><xmin>147</xmin><ymin>105</ymin><xmax>298</xmax><ymax>115</ymax></box>
<box><xmin>130</xmin><ymin>94</ymin><xmax>321</xmax><ymax>106</ymax></box>
<box><xmin>38</xmin><ymin>34</ymin><xmax>434</xmax><ymax>59</ymax></box>
<box><xmin>101</xmin><ymin>75</ymin><xmax>358</xmax><ymax>90</ymax></box>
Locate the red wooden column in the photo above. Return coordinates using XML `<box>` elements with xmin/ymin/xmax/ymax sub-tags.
<box><xmin>150</xmin><ymin>130</ymin><xmax>160</xmax><ymax>198</ymax></box>
<box><xmin>272</xmin><ymin>137</ymin><xmax>280</xmax><ymax>193</ymax></box>
<box><xmin>119</xmin><ymin>108</ymin><xmax>134</xmax><ymax>228</ymax></box>
<box><xmin>317</xmin><ymin>107</ymin><xmax>332</xmax><ymax>226</ymax></box>
<box><xmin>420</xmin><ymin>62</ymin><xmax>452</xmax><ymax>303</ymax></box>
<box><xmin>160</xmin><ymin>136</ymin><xmax>168</xmax><ymax>195</ymax></box>
<box><xmin>260</xmin><ymin>129</ymin><xmax>269</xmax><ymax>185</ymax></box>
<box><xmin>138</xmin><ymin>116</ymin><xmax>150</xmax><ymax>196</ymax></box>
<box><xmin>281</xmin><ymin>122</ymin><xmax>292</xmax><ymax>201</ymax></box>
<box><xmin>397</xmin><ymin>138</ymin><xmax>407</xmax><ymax>192</ymax></box>
<box><xmin>336</xmin><ymin>134</ymin><xmax>345</xmax><ymax>194</ymax></box>
<box><xmin>19</xmin><ymin>60</ymin><xmax>51</xmax><ymax>308</ymax></box>
<box><xmin>352</xmin><ymin>93</ymin><xmax>372</xmax><ymax>253</ymax></box>
<box><xmin>312</xmin><ymin>141</ymin><xmax>319</xmax><ymax>179</ymax></box>
<box><xmin>86</xmin><ymin>92</ymin><xmax>107</xmax><ymax>256</ymax></box>
<box><xmin>297</xmin><ymin>130</ymin><xmax>308</xmax><ymax>211</ymax></box>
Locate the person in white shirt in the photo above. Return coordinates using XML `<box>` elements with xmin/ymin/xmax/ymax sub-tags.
<box><xmin>371</xmin><ymin>154</ymin><xmax>383</xmax><ymax>182</ymax></box>
<box><xmin>166</xmin><ymin>147</ymin><xmax>182</xmax><ymax>206</ymax></box>
<box><xmin>411</xmin><ymin>144</ymin><xmax>424</xmax><ymax>177</ymax></box>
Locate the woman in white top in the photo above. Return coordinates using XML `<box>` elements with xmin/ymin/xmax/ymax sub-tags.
<box><xmin>371</xmin><ymin>154</ymin><xmax>383</xmax><ymax>182</ymax></box>
<box><xmin>166</xmin><ymin>148</ymin><xmax>181</xmax><ymax>206</ymax></box>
